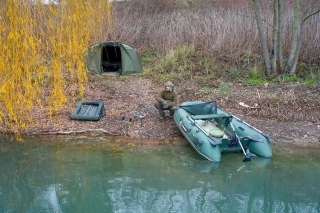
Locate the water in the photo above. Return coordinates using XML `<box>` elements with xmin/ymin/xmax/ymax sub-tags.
<box><xmin>0</xmin><ymin>136</ymin><xmax>319</xmax><ymax>213</ymax></box>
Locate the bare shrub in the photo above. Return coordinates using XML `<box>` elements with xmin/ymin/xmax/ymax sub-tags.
<box><xmin>109</xmin><ymin>0</ymin><xmax>319</xmax><ymax>65</ymax></box>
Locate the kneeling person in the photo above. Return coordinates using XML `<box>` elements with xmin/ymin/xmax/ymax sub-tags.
<box><xmin>155</xmin><ymin>81</ymin><xmax>179</xmax><ymax>119</ymax></box>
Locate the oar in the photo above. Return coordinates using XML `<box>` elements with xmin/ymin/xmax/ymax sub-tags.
<box><xmin>226</xmin><ymin>116</ymin><xmax>255</xmax><ymax>162</ymax></box>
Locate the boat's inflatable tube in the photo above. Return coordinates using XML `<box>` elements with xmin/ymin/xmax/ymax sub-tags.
<box><xmin>70</xmin><ymin>101</ymin><xmax>106</xmax><ymax>121</ymax></box>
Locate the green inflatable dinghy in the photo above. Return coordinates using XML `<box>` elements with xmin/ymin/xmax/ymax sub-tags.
<box><xmin>173</xmin><ymin>101</ymin><xmax>274</xmax><ymax>163</ymax></box>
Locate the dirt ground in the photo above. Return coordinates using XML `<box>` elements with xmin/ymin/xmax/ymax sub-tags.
<box><xmin>20</xmin><ymin>73</ymin><xmax>320</xmax><ymax>146</ymax></box>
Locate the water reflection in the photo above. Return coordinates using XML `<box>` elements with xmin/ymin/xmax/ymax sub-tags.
<box><xmin>0</xmin><ymin>137</ymin><xmax>319</xmax><ymax>213</ymax></box>
<box><xmin>28</xmin><ymin>184</ymin><xmax>62</xmax><ymax>213</ymax></box>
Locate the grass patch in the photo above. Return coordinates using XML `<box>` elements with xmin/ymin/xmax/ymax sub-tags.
<box><xmin>282</xmin><ymin>74</ymin><xmax>301</xmax><ymax>83</ymax></box>
<box><xmin>303</xmin><ymin>64</ymin><xmax>320</xmax><ymax>85</ymax></box>
<box><xmin>228</xmin><ymin>67</ymin><xmax>241</xmax><ymax>80</ymax></box>
<box><xmin>245</xmin><ymin>66</ymin><xmax>266</xmax><ymax>85</ymax></box>
<box><xmin>154</xmin><ymin>72</ymin><xmax>180</xmax><ymax>84</ymax></box>
<box><xmin>218</xmin><ymin>85</ymin><xmax>231</xmax><ymax>93</ymax></box>
<box><xmin>141</xmin><ymin>44</ymin><xmax>320</xmax><ymax>87</ymax></box>
<box><xmin>200</xmin><ymin>87</ymin><xmax>215</xmax><ymax>94</ymax></box>
<box><xmin>141</xmin><ymin>45</ymin><xmax>196</xmax><ymax>82</ymax></box>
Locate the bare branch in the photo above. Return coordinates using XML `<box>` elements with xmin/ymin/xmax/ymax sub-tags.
<box><xmin>303</xmin><ymin>9</ymin><xmax>320</xmax><ymax>23</ymax></box>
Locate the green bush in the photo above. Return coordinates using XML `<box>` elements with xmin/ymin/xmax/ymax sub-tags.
<box><xmin>245</xmin><ymin>66</ymin><xmax>266</xmax><ymax>85</ymax></box>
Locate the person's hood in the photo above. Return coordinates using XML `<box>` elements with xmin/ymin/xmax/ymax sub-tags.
<box><xmin>164</xmin><ymin>81</ymin><xmax>174</xmax><ymax>92</ymax></box>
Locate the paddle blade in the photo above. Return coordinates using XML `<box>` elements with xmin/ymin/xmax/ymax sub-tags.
<box><xmin>243</xmin><ymin>148</ymin><xmax>256</xmax><ymax>162</ymax></box>
<box><xmin>243</xmin><ymin>157</ymin><xmax>251</xmax><ymax>162</ymax></box>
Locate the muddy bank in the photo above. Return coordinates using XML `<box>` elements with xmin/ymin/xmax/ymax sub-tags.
<box><xmin>17</xmin><ymin>74</ymin><xmax>320</xmax><ymax>146</ymax></box>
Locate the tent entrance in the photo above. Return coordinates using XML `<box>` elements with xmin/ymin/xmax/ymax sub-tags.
<box><xmin>101</xmin><ymin>45</ymin><xmax>122</xmax><ymax>72</ymax></box>
<box><xmin>86</xmin><ymin>41</ymin><xmax>143</xmax><ymax>75</ymax></box>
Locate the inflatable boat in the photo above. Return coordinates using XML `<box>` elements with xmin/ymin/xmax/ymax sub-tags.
<box><xmin>173</xmin><ymin>101</ymin><xmax>274</xmax><ymax>163</ymax></box>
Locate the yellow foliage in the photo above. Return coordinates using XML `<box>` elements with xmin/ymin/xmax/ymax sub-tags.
<box><xmin>0</xmin><ymin>0</ymin><xmax>112</xmax><ymax>135</ymax></box>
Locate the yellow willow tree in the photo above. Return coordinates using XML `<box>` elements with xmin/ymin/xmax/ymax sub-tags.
<box><xmin>0</xmin><ymin>0</ymin><xmax>112</xmax><ymax>136</ymax></box>
<box><xmin>0</xmin><ymin>0</ymin><xmax>45</xmax><ymax>135</ymax></box>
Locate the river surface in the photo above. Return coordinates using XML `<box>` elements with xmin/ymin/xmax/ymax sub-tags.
<box><xmin>0</xmin><ymin>136</ymin><xmax>319</xmax><ymax>213</ymax></box>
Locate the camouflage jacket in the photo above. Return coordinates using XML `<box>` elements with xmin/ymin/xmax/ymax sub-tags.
<box><xmin>156</xmin><ymin>90</ymin><xmax>179</xmax><ymax>107</ymax></box>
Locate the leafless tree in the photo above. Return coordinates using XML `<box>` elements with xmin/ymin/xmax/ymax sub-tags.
<box><xmin>252</xmin><ymin>0</ymin><xmax>320</xmax><ymax>77</ymax></box>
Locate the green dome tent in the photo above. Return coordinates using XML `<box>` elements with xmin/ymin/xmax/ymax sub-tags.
<box><xmin>86</xmin><ymin>41</ymin><xmax>143</xmax><ymax>75</ymax></box>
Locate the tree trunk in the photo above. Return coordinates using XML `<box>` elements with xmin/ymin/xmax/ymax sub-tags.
<box><xmin>277</xmin><ymin>0</ymin><xmax>284</xmax><ymax>74</ymax></box>
<box><xmin>286</xmin><ymin>0</ymin><xmax>301</xmax><ymax>73</ymax></box>
<box><xmin>253</xmin><ymin>0</ymin><xmax>271</xmax><ymax>77</ymax></box>
<box><xmin>289</xmin><ymin>1</ymin><xmax>312</xmax><ymax>75</ymax></box>
<box><xmin>272</xmin><ymin>0</ymin><xmax>279</xmax><ymax>75</ymax></box>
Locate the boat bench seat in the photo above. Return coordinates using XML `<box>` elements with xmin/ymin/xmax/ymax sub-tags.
<box><xmin>194</xmin><ymin>119</ymin><xmax>225</xmax><ymax>138</ymax></box>
<box><xmin>190</xmin><ymin>114</ymin><xmax>227</xmax><ymax>120</ymax></box>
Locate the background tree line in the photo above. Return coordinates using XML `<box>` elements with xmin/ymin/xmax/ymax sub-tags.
<box><xmin>109</xmin><ymin>0</ymin><xmax>319</xmax><ymax>77</ymax></box>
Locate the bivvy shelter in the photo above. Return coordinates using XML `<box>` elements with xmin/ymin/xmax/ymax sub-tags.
<box><xmin>86</xmin><ymin>41</ymin><xmax>143</xmax><ymax>75</ymax></box>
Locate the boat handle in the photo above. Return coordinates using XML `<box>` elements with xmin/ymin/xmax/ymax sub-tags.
<box><xmin>179</xmin><ymin>121</ymin><xmax>188</xmax><ymax>132</ymax></box>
